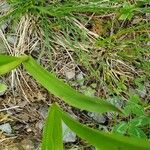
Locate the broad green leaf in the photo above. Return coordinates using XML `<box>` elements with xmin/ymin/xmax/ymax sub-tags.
<box><xmin>0</xmin><ymin>55</ymin><xmax>28</xmax><ymax>75</ymax></box>
<box><xmin>142</xmin><ymin>61</ymin><xmax>150</xmax><ymax>74</ymax></box>
<box><xmin>113</xmin><ymin>122</ymin><xmax>128</xmax><ymax>135</ymax></box>
<box><xmin>41</xmin><ymin>104</ymin><xmax>63</xmax><ymax>150</ymax></box>
<box><xmin>0</xmin><ymin>55</ymin><xmax>121</xmax><ymax>113</ymax></box>
<box><xmin>23</xmin><ymin>56</ymin><xmax>122</xmax><ymax>113</ymax></box>
<box><xmin>56</xmin><ymin>105</ymin><xmax>150</xmax><ymax>150</ymax></box>
<box><xmin>0</xmin><ymin>83</ymin><xmax>7</xmax><ymax>95</ymax></box>
<box><xmin>124</xmin><ymin>104</ymin><xmax>144</xmax><ymax>116</ymax></box>
<box><xmin>128</xmin><ymin>126</ymin><xmax>147</xmax><ymax>139</ymax></box>
<box><xmin>129</xmin><ymin>95</ymin><xmax>140</xmax><ymax>104</ymax></box>
<box><xmin>124</xmin><ymin>95</ymin><xmax>144</xmax><ymax>116</ymax></box>
<box><xmin>130</xmin><ymin>116</ymin><xmax>150</xmax><ymax>127</ymax></box>
<box><xmin>119</xmin><ymin>2</ymin><xmax>136</xmax><ymax>20</ymax></box>
<box><xmin>131</xmin><ymin>104</ymin><xmax>144</xmax><ymax>116</ymax></box>
<box><xmin>0</xmin><ymin>55</ymin><xmax>21</xmax><ymax>65</ymax></box>
<box><xmin>123</xmin><ymin>105</ymin><xmax>132</xmax><ymax>115</ymax></box>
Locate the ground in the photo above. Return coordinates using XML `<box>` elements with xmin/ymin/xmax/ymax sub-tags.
<box><xmin>0</xmin><ymin>0</ymin><xmax>150</xmax><ymax>150</ymax></box>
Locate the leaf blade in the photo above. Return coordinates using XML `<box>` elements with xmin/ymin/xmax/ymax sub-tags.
<box><xmin>0</xmin><ymin>55</ymin><xmax>28</xmax><ymax>75</ymax></box>
<box><xmin>41</xmin><ymin>104</ymin><xmax>63</xmax><ymax>150</ymax></box>
<box><xmin>23</xmin><ymin>56</ymin><xmax>122</xmax><ymax>113</ymax></box>
<box><xmin>57</xmin><ymin>106</ymin><xmax>150</xmax><ymax>150</ymax></box>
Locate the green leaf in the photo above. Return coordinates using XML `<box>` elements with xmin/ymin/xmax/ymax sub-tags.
<box><xmin>129</xmin><ymin>95</ymin><xmax>140</xmax><ymax>104</ymax></box>
<box><xmin>119</xmin><ymin>13</ymin><xmax>133</xmax><ymax>20</ymax></box>
<box><xmin>57</xmin><ymin>105</ymin><xmax>150</xmax><ymax>150</ymax></box>
<box><xmin>131</xmin><ymin>105</ymin><xmax>145</xmax><ymax>116</ymax></box>
<box><xmin>124</xmin><ymin>95</ymin><xmax>144</xmax><ymax>116</ymax></box>
<box><xmin>41</xmin><ymin>104</ymin><xmax>63</xmax><ymax>150</ymax></box>
<box><xmin>119</xmin><ymin>2</ymin><xmax>136</xmax><ymax>20</ymax></box>
<box><xmin>0</xmin><ymin>55</ymin><xmax>28</xmax><ymax>75</ymax></box>
<box><xmin>124</xmin><ymin>104</ymin><xmax>144</xmax><ymax>116</ymax></box>
<box><xmin>142</xmin><ymin>61</ymin><xmax>150</xmax><ymax>74</ymax></box>
<box><xmin>128</xmin><ymin>126</ymin><xmax>147</xmax><ymax>139</ymax></box>
<box><xmin>130</xmin><ymin>116</ymin><xmax>150</xmax><ymax>127</ymax></box>
<box><xmin>124</xmin><ymin>105</ymin><xmax>132</xmax><ymax>115</ymax></box>
<box><xmin>23</xmin><ymin>56</ymin><xmax>122</xmax><ymax>113</ymax></box>
<box><xmin>0</xmin><ymin>83</ymin><xmax>7</xmax><ymax>95</ymax></box>
<box><xmin>0</xmin><ymin>55</ymin><xmax>122</xmax><ymax>113</ymax></box>
<box><xmin>134</xmin><ymin>76</ymin><xmax>146</xmax><ymax>90</ymax></box>
<box><xmin>113</xmin><ymin>122</ymin><xmax>128</xmax><ymax>135</ymax></box>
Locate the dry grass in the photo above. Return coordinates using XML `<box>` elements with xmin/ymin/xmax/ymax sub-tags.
<box><xmin>0</xmin><ymin>0</ymin><xmax>150</xmax><ymax>149</ymax></box>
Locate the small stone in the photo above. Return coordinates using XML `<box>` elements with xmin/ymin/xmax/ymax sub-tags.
<box><xmin>147</xmin><ymin>41</ymin><xmax>150</xmax><ymax>46</ymax></box>
<box><xmin>38</xmin><ymin>105</ymin><xmax>48</xmax><ymax>118</ymax></box>
<box><xmin>76</xmin><ymin>72</ymin><xmax>84</xmax><ymax>86</ymax></box>
<box><xmin>0</xmin><ymin>2</ymin><xmax>10</xmax><ymax>11</ymax></box>
<box><xmin>36</xmin><ymin>120</ymin><xmax>44</xmax><ymax>130</ymax></box>
<box><xmin>21</xmin><ymin>139</ymin><xmax>35</xmax><ymax>150</ymax></box>
<box><xmin>107</xmin><ymin>96</ymin><xmax>123</xmax><ymax>108</ymax></box>
<box><xmin>132</xmin><ymin>18</ymin><xmax>142</xmax><ymax>24</ymax></box>
<box><xmin>146</xmin><ymin>13</ymin><xmax>150</xmax><ymax>20</ymax></box>
<box><xmin>106</xmin><ymin>97</ymin><xmax>123</xmax><ymax>119</ymax></box>
<box><xmin>26</xmin><ymin>128</ymin><xmax>32</xmax><ymax>132</ymax></box>
<box><xmin>88</xmin><ymin>112</ymin><xmax>106</xmax><ymax>124</ymax></box>
<box><xmin>3</xmin><ymin>144</ymin><xmax>22</xmax><ymax>150</ymax></box>
<box><xmin>65</xmin><ymin>70</ymin><xmax>75</xmax><ymax>80</ymax></box>
<box><xmin>98</xmin><ymin>124</ymin><xmax>109</xmax><ymax>132</ymax></box>
<box><xmin>82</xmin><ymin>86</ymin><xmax>95</xmax><ymax>97</ymax></box>
<box><xmin>7</xmin><ymin>35</ymin><xmax>17</xmax><ymax>45</ymax></box>
<box><xmin>0</xmin><ymin>123</ymin><xmax>12</xmax><ymax>134</ymax></box>
<box><xmin>91</xmin><ymin>146</ymin><xmax>96</xmax><ymax>150</ymax></box>
<box><xmin>1</xmin><ymin>23</ymin><xmax>8</xmax><ymax>31</ymax></box>
<box><xmin>137</xmin><ymin>88</ymin><xmax>147</xmax><ymax>98</ymax></box>
<box><xmin>62</xmin><ymin>122</ymin><xmax>76</xmax><ymax>143</ymax></box>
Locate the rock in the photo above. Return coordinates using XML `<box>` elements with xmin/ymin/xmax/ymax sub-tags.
<box><xmin>38</xmin><ymin>105</ymin><xmax>48</xmax><ymax>118</ymax></box>
<box><xmin>36</xmin><ymin>120</ymin><xmax>44</xmax><ymax>130</ymax></box>
<box><xmin>0</xmin><ymin>2</ymin><xmax>10</xmax><ymax>11</ymax></box>
<box><xmin>36</xmin><ymin>106</ymin><xmax>48</xmax><ymax>131</ymax></box>
<box><xmin>107</xmin><ymin>96</ymin><xmax>123</xmax><ymax>108</ymax></box>
<box><xmin>99</xmin><ymin>124</ymin><xmax>109</xmax><ymax>132</ymax></box>
<box><xmin>38</xmin><ymin>106</ymin><xmax>77</xmax><ymax>143</ymax></box>
<box><xmin>91</xmin><ymin>147</ymin><xmax>96</xmax><ymax>150</ymax></box>
<box><xmin>0</xmin><ymin>123</ymin><xmax>12</xmax><ymax>134</ymax></box>
<box><xmin>21</xmin><ymin>139</ymin><xmax>35</xmax><ymax>150</ymax></box>
<box><xmin>7</xmin><ymin>35</ymin><xmax>17</xmax><ymax>45</ymax></box>
<box><xmin>88</xmin><ymin>112</ymin><xmax>106</xmax><ymax>124</ymax></box>
<box><xmin>106</xmin><ymin>97</ymin><xmax>124</xmax><ymax>119</ymax></box>
<box><xmin>65</xmin><ymin>70</ymin><xmax>75</xmax><ymax>80</ymax></box>
<box><xmin>146</xmin><ymin>13</ymin><xmax>150</xmax><ymax>20</ymax></box>
<box><xmin>76</xmin><ymin>72</ymin><xmax>84</xmax><ymax>86</ymax></box>
<box><xmin>81</xmin><ymin>86</ymin><xmax>95</xmax><ymax>97</ymax></box>
<box><xmin>137</xmin><ymin>87</ymin><xmax>147</xmax><ymax>98</ymax></box>
<box><xmin>0</xmin><ymin>23</ymin><xmax>8</xmax><ymax>31</ymax></box>
<box><xmin>3</xmin><ymin>144</ymin><xmax>22</xmax><ymax>150</ymax></box>
<box><xmin>68</xmin><ymin>148</ymin><xmax>79</xmax><ymax>150</ymax></box>
<box><xmin>62</xmin><ymin>122</ymin><xmax>76</xmax><ymax>143</ymax></box>
<box><xmin>132</xmin><ymin>17</ymin><xmax>142</xmax><ymax>24</ymax></box>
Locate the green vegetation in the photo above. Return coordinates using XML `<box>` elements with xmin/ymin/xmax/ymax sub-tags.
<box><xmin>0</xmin><ymin>0</ymin><xmax>149</xmax><ymax>149</ymax></box>
<box><xmin>113</xmin><ymin>95</ymin><xmax>150</xmax><ymax>139</ymax></box>
<box><xmin>0</xmin><ymin>55</ymin><xmax>150</xmax><ymax>150</ymax></box>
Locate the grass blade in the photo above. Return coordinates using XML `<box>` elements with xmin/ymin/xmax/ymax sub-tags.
<box><xmin>57</xmin><ymin>106</ymin><xmax>150</xmax><ymax>150</ymax></box>
<box><xmin>41</xmin><ymin>104</ymin><xmax>63</xmax><ymax>150</ymax></box>
<box><xmin>23</xmin><ymin>56</ymin><xmax>122</xmax><ymax>113</ymax></box>
<box><xmin>0</xmin><ymin>83</ymin><xmax>7</xmax><ymax>95</ymax></box>
<box><xmin>0</xmin><ymin>55</ymin><xmax>28</xmax><ymax>75</ymax></box>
